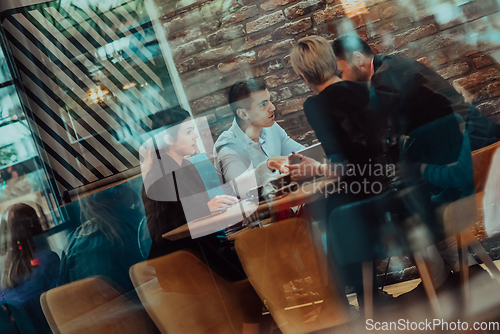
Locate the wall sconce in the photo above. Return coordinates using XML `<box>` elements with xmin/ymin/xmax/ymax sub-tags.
<box><xmin>339</xmin><ymin>0</ymin><xmax>368</xmax><ymax>18</ymax></box>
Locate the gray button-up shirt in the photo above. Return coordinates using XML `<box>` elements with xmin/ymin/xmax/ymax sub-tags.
<box><xmin>215</xmin><ymin>118</ymin><xmax>305</xmax><ymax>186</ymax></box>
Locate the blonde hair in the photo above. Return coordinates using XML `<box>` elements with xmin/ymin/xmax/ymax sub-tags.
<box><xmin>291</xmin><ymin>36</ymin><xmax>338</xmax><ymax>85</ymax></box>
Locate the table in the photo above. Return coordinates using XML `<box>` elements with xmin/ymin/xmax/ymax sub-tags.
<box><xmin>162</xmin><ymin>177</ymin><xmax>339</xmax><ymax>241</ymax></box>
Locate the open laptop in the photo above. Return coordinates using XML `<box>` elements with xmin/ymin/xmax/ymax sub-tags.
<box><xmin>289</xmin><ymin>142</ymin><xmax>326</xmax><ymax>164</ymax></box>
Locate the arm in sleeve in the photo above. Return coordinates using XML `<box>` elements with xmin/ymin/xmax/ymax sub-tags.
<box><xmin>218</xmin><ymin>145</ymin><xmax>275</xmax><ymax>188</ymax></box>
<box><xmin>423</xmin><ymin>133</ymin><xmax>474</xmax><ymax>189</ymax></box>
<box><xmin>276</xmin><ymin>124</ymin><xmax>305</xmax><ymax>155</ymax></box>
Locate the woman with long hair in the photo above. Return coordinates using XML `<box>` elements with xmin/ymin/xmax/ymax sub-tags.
<box><xmin>0</xmin><ymin>203</ymin><xmax>59</xmax><ymax>334</ymax></box>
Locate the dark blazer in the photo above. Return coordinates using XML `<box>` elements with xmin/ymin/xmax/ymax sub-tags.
<box><xmin>371</xmin><ymin>54</ymin><xmax>500</xmax><ymax>150</ymax></box>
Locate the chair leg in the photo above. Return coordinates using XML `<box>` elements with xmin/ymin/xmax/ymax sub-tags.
<box><xmin>362</xmin><ymin>261</ymin><xmax>373</xmax><ymax>320</ymax></box>
<box><xmin>457</xmin><ymin>233</ymin><xmax>469</xmax><ymax>316</ymax></box>
<box><xmin>459</xmin><ymin>229</ymin><xmax>500</xmax><ymax>280</ymax></box>
<box><xmin>413</xmin><ymin>250</ymin><xmax>443</xmax><ymax>317</ymax></box>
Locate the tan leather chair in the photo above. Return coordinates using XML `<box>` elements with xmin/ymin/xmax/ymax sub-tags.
<box><xmin>129</xmin><ymin>250</ymin><xmax>263</xmax><ymax>334</ymax></box>
<box><xmin>40</xmin><ymin>276</ymin><xmax>157</xmax><ymax>334</ymax></box>
<box><xmin>234</xmin><ymin>218</ymin><xmax>351</xmax><ymax>334</ymax></box>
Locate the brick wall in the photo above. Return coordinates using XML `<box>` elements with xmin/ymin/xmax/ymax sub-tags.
<box><xmin>154</xmin><ymin>0</ymin><xmax>500</xmax><ymax>145</ymax></box>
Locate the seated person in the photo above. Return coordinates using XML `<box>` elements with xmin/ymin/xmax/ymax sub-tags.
<box><xmin>214</xmin><ymin>79</ymin><xmax>306</xmax><ymax>187</ymax></box>
<box><xmin>141</xmin><ymin>106</ymin><xmax>245</xmax><ymax>281</ymax></box>
<box><xmin>0</xmin><ymin>203</ymin><xmax>59</xmax><ymax>334</ymax></box>
<box><xmin>58</xmin><ymin>192</ymin><xmax>144</xmax><ymax>296</ymax></box>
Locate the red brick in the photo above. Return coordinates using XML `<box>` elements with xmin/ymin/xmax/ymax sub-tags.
<box><xmin>393</xmin><ymin>24</ymin><xmax>437</xmax><ymax>49</ymax></box>
<box><xmin>486</xmin><ymin>81</ymin><xmax>500</xmax><ymax>98</ymax></box>
<box><xmin>413</xmin><ymin>8</ymin><xmax>434</xmax><ymax>22</ymax></box>
<box><xmin>298</xmin><ymin>114</ymin><xmax>309</xmax><ymax>126</ymax></box>
<box><xmin>201</xmin><ymin>0</ymin><xmax>240</xmax><ymax>18</ymax></box>
<box><xmin>369</xmin><ymin>40</ymin><xmax>391</xmax><ymax>54</ymax></box>
<box><xmin>461</xmin><ymin>0</ymin><xmax>499</xmax><ymax>21</ymax></box>
<box><xmin>474</xmin><ymin>54</ymin><xmax>496</xmax><ymax>69</ymax></box>
<box><xmin>246</xmin><ymin>11</ymin><xmax>285</xmax><ymax>34</ymax></box>
<box><xmin>265</xmin><ymin>69</ymin><xmax>301</xmax><ymax>88</ymax></box>
<box><xmin>191</xmin><ymin>91</ymin><xmax>228</xmax><ymax>114</ymax></box>
<box><xmin>206</xmin><ymin>113</ymin><xmax>217</xmax><ymax>124</ymax></box>
<box><xmin>182</xmin><ymin>65</ymin><xmax>217</xmax><ymax>86</ymax></box>
<box><xmin>273</xmin><ymin>18</ymin><xmax>312</xmax><ymax>39</ymax></box>
<box><xmin>165</xmin><ymin>10</ymin><xmax>202</xmax><ymax>33</ymax></box>
<box><xmin>357</xmin><ymin>28</ymin><xmax>368</xmax><ymax>41</ymax></box>
<box><xmin>173</xmin><ymin>38</ymin><xmax>208</xmax><ymax>59</ymax></box>
<box><xmin>177</xmin><ymin>57</ymin><xmax>197</xmax><ymax>73</ymax></box>
<box><xmin>232</xmin><ymin>32</ymin><xmax>272</xmax><ymax>52</ymax></box>
<box><xmin>438</xmin><ymin>17</ymin><xmax>466</xmax><ymax>31</ymax></box>
<box><xmin>380</xmin><ymin>4</ymin><xmax>398</xmax><ymax>19</ymax></box>
<box><xmin>350</xmin><ymin>14</ymin><xmax>366</xmax><ymax>29</ymax></box>
<box><xmin>276</xmin><ymin>116</ymin><xmax>300</xmax><ymax>131</ymax></box>
<box><xmin>210</xmin><ymin>119</ymin><xmax>233</xmax><ymax>138</ymax></box>
<box><xmin>277</xmin><ymin>96</ymin><xmax>307</xmax><ymax>115</ymax></box>
<box><xmin>260</xmin><ymin>0</ymin><xmax>295</xmax><ymax>12</ymax></box>
<box><xmin>368</xmin><ymin>19</ymin><xmax>399</xmax><ymax>39</ymax></box>
<box><xmin>197</xmin><ymin>45</ymin><xmax>234</xmax><ymax>66</ymax></box>
<box><xmin>251</xmin><ymin>59</ymin><xmax>283</xmax><ymax>77</ymax></box>
<box><xmin>184</xmin><ymin>78</ymin><xmax>223</xmax><ymax>100</ymax></box>
<box><xmin>167</xmin><ymin>27</ymin><xmax>202</xmax><ymax>48</ymax></box>
<box><xmin>365</xmin><ymin>8</ymin><xmax>381</xmax><ymax>23</ymax></box>
<box><xmin>217</xmin><ymin>51</ymin><xmax>257</xmax><ymax>73</ymax></box>
<box><xmin>435</xmin><ymin>51</ymin><xmax>448</xmax><ymax>65</ymax></box>
<box><xmin>476</xmin><ymin>99</ymin><xmax>500</xmax><ymax>116</ymax></box>
<box><xmin>365</xmin><ymin>0</ymin><xmax>386</xmax><ymax>6</ymax></box>
<box><xmin>221</xmin><ymin>5</ymin><xmax>259</xmax><ymax>27</ymax></box>
<box><xmin>289</xmin><ymin>126</ymin><xmax>316</xmax><ymax>143</ymax></box>
<box><xmin>389</xmin><ymin>47</ymin><xmax>421</xmax><ymax>59</ymax></box>
<box><xmin>215</xmin><ymin>105</ymin><xmax>233</xmax><ymax>118</ymax></box>
<box><xmin>284</xmin><ymin>0</ymin><xmax>323</xmax><ymax>20</ymax></box>
<box><xmin>207</xmin><ymin>25</ymin><xmax>245</xmax><ymax>46</ymax></box>
<box><xmin>220</xmin><ymin>70</ymin><xmax>249</xmax><ymax>88</ymax></box>
<box><xmin>257</xmin><ymin>39</ymin><xmax>294</xmax><ymax>60</ymax></box>
<box><xmin>447</xmin><ymin>42</ymin><xmax>481</xmax><ymax>61</ymax></box>
<box><xmin>418</xmin><ymin>52</ymin><xmax>448</xmax><ymax>68</ymax></box>
<box><xmin>437</xmin><ymin>62</ymin><xmax>470</xmax><ymax>80</ymax></box>
<box><xmin>270</xmin><ymin>87</ymin><xmax>293</xmax><ymax>103</ymax></box>
<box><xmin>313</xmin><ymin>4</ymin><xmax>345</xmax><ymax>23</ymax></box>
<box><xmin>453</xmin><ymin>68</ymin><xmax>500</xmax><ymax>89</ymax></box>
<box><xmin>315</xmin><ymin>22</ymin><xmax>337</xmax><ymax>40</ymax></box>
<box><xmin>200</xmin><ymin>21</ymin><xmax>222</xmax><ymax>35</ymax></box>
<box><xmin>417</xmin><ymin>57</ymin><xmax>431</xmax><ymax>68</ymax></box>
<box><xmin>290</xmin><ymin>82</ymin><xmax>311</xmax><ymax>95</ymax></box>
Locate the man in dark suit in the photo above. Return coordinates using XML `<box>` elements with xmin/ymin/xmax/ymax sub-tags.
<box><xmin>332</xmin><ymin>35</ymin><xmax>500</xmax><ymax>151</ymax></box>
<box><xmin>332</xmin><ymin>35</ymin><xmax>489</xmax><ymax>295</ymax></box>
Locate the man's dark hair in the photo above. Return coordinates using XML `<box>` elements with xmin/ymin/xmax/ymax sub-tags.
<box><xmin>228</xmin><ymin>79</ymin><xmax>267</xmax><ymax>118</ymax></box>
<box><xmin>332</xmin><ymin>35</ymin><xmax>374</xmax><ymax>62</ymax></box>
<box><xmin>151</xmin><ymin>106</ymin><xmax>190</xmax><ymax>133</ymax></box>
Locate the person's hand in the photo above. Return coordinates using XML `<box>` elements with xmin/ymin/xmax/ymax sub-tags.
<box><xmin>266</xmin><ymin>156</ymin><xmax>289</xmax><ymax>173</ymax></box>
<box><xmin>286</xmin><ymin>153</ymin><xmax>322</xmax><ymax>180</ymax></box>
<box><xmin>207</xmin><ymin>195</ymin><xmax>239</xmax><ymax>213</ymax></box>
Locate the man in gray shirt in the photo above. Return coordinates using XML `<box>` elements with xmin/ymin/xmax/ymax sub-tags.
<box><xmin>215</xmin><ymin>79</ymin><xmax>305</xmax><ymax>187</ymax></box>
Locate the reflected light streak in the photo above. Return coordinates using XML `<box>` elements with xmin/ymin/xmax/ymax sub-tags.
<box><xmin>339</xmin><ymin>0</ymin><xmax>368</xmax><ymax>18</ymax></box>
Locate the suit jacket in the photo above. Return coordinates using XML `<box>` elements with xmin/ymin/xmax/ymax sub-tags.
<box><xmin>371</xmin><ymin>54</ymin><xmax>500</xmax><ymax>151</ymax></box>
